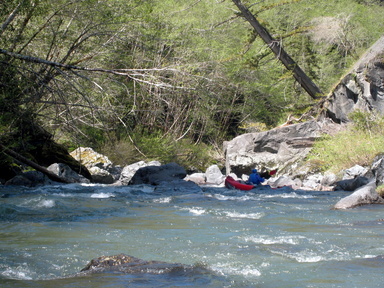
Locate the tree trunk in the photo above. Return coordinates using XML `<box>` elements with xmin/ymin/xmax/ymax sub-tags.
<box><xmin>231</xmin><ymin>0</ymin><xmax>323</xmax><ymax>99</ymax></box>
<box><xmin>0</xmin><ymin>143</ymin><xmax>72</xmax><ymax>184</ymax></box>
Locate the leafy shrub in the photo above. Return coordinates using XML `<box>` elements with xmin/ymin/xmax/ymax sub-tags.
<box><xmin>101</xmin><ymin>132</ymin><xmax>218</xmax><ymax>172</ymax></box>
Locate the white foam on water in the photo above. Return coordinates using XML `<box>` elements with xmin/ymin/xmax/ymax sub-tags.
<box><xmin>211</xmin><ymin>262</ymin><xmax>261</xmax><ymax>278</ymax></box>
<box><xmin>262</xmin><ymin>192</ymin><xmax>315</xmax><ymax>199</ymax></box>
<box><xmin>223</xmin><ymin>211</ymin><xmax>264</xmax><ymax>220</ymax></box>
<box><xmin>153</xmin><ymin>197</ymin><xmax>172</xmax><ymax>203</ymax></box>
<box><xmin>243</xmin><ymin>235</ymin><xmax>301</xmax><ymax>245</ymax></box>
<box><xmin>187</xmin><ymin>207</ymin><xmax>207</xmax><ymax>215</ymax></box>
<box><xmin>212</xmin><ymin>194</ymin><xmax>259</xmax><ymax>201</ymax></box>
<box><xmin>36</xmin><ymin>199</ymin><xmax>56</xmax><ymax>208</ymax></box>
<box><xmin>1</xmin><ymin>264</ymin><xmax>33</xmax><ymax>280</ymax></box>
<box><xmin>90</xmin><ymin>193</ymin><xmax>115</xmax><ymax>198</ymax></box>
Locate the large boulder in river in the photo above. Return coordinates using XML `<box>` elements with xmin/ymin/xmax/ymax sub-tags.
<box><xmin>333</xmin><ymin>180</ymin><xmax>384</xmax><ymax>209</ymax></box>
<box><xmin>224</xmin><ymin>119</ymin><xmax>342</xmax><ymax>176</ymax></box>
<box><xmin>130</xmin><ymin>162</ymin><xmax>187</xmax><ymax>185</ymax></box>
<box><xmin>117</xmin><ymin>160</ymin><xmax>161</xmax><ymax>185</ymax></box>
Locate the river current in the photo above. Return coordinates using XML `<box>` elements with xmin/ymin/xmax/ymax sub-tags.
<box><xmin>1</xmin><ymin>183</ymin><xmax>384</xmax><ymax>287</ymax></box>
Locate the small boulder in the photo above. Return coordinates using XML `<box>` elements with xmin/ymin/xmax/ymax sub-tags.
<box><xmin>334</xmin><ymin>176</ymin><xmax>370</xmax><ymax>191</ymax></box>
<box><xmin>268</xmin><ymin>176</ymin><xmax>300</xmax><ymax>189</ymax></box>
<box><xmin>89</xmin><ymin>167</ymin><xmax>114</xmax><ymax>184</ymax></box>
<box><xmin>47</xmin><ymin>163</ymin><xmax>90</xmax><ymax>184</ymax></box>
<box><xmin>343</xmin><ymin>165</ymin><xmax>368</xmax><ymax>180</ymax></box>
<box><xmin>5</xmin><ymin>171</ymin><xmax>55</xmax><ymax>187</ymax></box>
<box><xmin>70</xmin><ymin>147</ymin><xmax>113</xmax><ymax>170</ymax></box>
<box><xmin>371</xmin><ymin>154</ymin><xmax>384</xmax><ymax>186</ymax></box>
<box><xmin>118</xmin><ymin>161</ymin><xmax>161</xmax><ymax>185</ymax></box>
<box><xmin>184</xmin><ymin>173</ymin><xmax>206</xmax><ymax>185</ymax></box>
<box><xmin>5</xmin><ymin>175</ymin><xmax>34</xmax><ymax>186</ymax></box>
<box><xmin>154</xmin><ymin>179</ymin><xmax>202</xmax><ymax>194</ymax></box>
<box><xmin>205</xmin><ymin>165</ymin><xmax>225</xmax><ymax>185</ymax></box>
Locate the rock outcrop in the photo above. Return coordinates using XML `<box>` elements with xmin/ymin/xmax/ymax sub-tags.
<box><xmin>325</xmin><ymin>36</ymin><xmax>384</xmax><ymax>123</ymax></box>
<box><xmin>224</xmin><ymin>119</ymin><xmax>342</xmax><ymax>176</ymax></box>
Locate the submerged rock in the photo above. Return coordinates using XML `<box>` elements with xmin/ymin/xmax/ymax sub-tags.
<box><xmin>80</xmin><ymin>254</ymin><xmax>206</xmax><ymax>275</ymax></box>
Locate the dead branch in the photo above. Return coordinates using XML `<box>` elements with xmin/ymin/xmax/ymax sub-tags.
<box><xmin>0</xmin><ymin>143</ymin><xmax>71</xmax><ymax>183</ymax></box>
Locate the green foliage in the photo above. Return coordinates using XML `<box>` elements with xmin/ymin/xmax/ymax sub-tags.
<box><xmin>377</xmin><ymin>184</ymin><xmax>384</xmax><ymax>197</ymax></box>
<box><xmin>102</xmin><ymin>132</ymin><xmax>217</xmax><ymax>172</ymax></box>
<box><xmin>308</xmin><ymin>111</ymin><xmax>384</xmax><ymax>173</ymax></box>
<box><xmin>2</xmin><ymin>0</ymin><xmax>384</xmax><ymax>171</ymax></box>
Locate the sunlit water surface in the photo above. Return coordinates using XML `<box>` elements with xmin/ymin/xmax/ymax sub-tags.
<box><xmin>1</xmin><ymin>183</ymin><xmax>384</xmax><ymax>287</ymax></box>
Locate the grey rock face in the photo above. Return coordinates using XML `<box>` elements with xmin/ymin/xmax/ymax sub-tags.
<box><xmin>224</xmin><ymin>120</ymin><xmax>322</xmax><ymax>176</ymax></box>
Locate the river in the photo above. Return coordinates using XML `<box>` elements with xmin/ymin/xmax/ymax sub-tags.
<box><xmin>1</xmin><ymin>183</ymin><xmax>384</xmax><ymax>287</ymax></box>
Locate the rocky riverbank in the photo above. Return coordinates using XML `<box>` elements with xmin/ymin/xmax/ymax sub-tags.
<box><xmin>2</xmin><ymin>146</ymin><xmax>384</xmax><ymax>210</ymax></box>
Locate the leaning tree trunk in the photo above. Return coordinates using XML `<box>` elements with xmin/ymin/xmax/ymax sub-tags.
<box><xmin>0</xmin><ymin>143</ymin><xmax>72</xmax><ymax>184</ymax></box>
<box><xmin>231</xmin><ymin>0</ymin><xmax>323</xmax><ymax>99</ymax></box>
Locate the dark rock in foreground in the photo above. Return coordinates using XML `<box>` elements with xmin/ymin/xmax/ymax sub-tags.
<box><xmin>79</xmin><ymin>254</ymin><xmax>208</xmax><ymax>275</ymax></box>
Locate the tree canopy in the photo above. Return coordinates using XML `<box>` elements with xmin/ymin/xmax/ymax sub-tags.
<box><xmin>1</xmin><ymin>0</ymin><xmax>384</xmax><ymax>169</ymax></box>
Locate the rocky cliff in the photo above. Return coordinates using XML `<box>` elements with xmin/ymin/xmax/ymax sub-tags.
<box><xmin>325</xmin><ymin>35</ymin><xmax>384</xmax><ymax>123</ymax></box>
<box><xmin>225</xmin><ymin>35</ymin><xmax>384</xmax><ymax>177</ymax></box>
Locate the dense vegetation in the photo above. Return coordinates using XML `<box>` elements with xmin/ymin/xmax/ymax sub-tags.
<box><xmin>1</xmin><ymin>0</ymin><xmax>384</xmax><ymax>174</ymax></box>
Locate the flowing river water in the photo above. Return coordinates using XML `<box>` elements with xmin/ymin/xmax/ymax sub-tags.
<box><xmin>1</xmin><ymin>183</ymin><xmax>384</xmax><ymax>287</ymax></box>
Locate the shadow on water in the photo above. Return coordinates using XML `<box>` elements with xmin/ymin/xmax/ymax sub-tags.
<box><xmin>0</xmin><ymin>265</ymin><xmax>238</xmax><ymax>288</ymax></box>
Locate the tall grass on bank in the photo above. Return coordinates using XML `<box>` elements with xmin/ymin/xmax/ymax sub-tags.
<box><xmin>308</xmin><ymin>111</ymin><xmax>384</xmax><ymax>173</ymax></box>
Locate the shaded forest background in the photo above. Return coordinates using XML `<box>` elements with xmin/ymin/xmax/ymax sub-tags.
<box><xmin>1</xmin><ymin>0</ymin><xmax>384</xmax><ymax>172</ymax></box>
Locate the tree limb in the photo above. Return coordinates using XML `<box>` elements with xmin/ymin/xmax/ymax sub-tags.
<box><xmin>231</xmin><ymin>0</ymin><xmax>323</xmax><ymax>99</ymax></box>
<box><xmin>0</xmin><ymin>143</ymin><xmax>72</xmax><ymax>184</ymax></box>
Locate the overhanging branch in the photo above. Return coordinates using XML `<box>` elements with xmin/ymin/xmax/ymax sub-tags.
<box><xmin>231</xmin><ymin>0</ymin><xmax>323</xmax><ymax>99</ymax></box>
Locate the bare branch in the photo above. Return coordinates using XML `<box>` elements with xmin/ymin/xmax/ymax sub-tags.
<box><xmin>0</xmin><ymin>2</ymin><xmax>22</xmax><ymax>35</ymax></box>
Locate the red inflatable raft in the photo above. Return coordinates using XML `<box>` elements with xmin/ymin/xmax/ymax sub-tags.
<box><xmin>224</xmin><ymin>176</ymin><xmax>254</xmax><ymax>191</ymax></box>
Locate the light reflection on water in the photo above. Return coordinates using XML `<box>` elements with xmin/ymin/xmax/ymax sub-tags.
<box><xmin>1</xmin><ymin>183</ymin><xmax>384</xmax><ymax>287</ymax></box>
